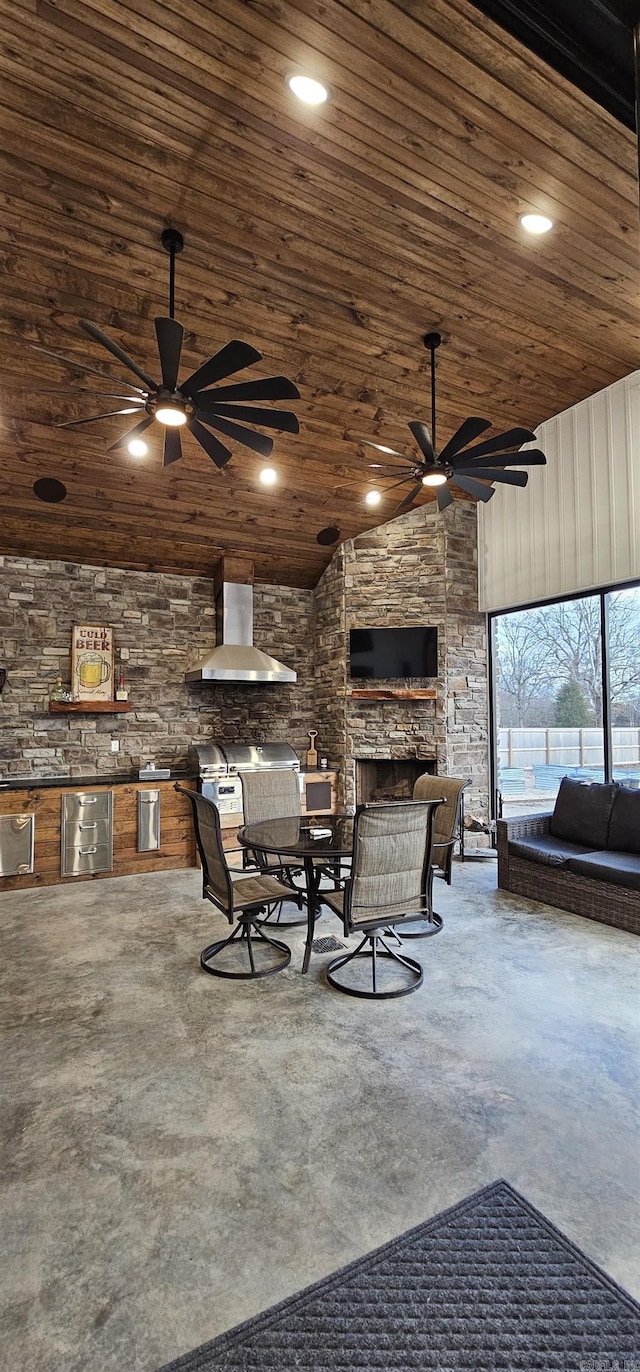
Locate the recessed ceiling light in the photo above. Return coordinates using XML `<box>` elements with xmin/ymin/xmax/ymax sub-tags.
<box><xmin>259</xmin><ymin>465</ymin><xmax>278</xmax><ymax>486</ymax></box>
<box><xmin>33</xmin><ymin>477</ymin><xmax>67</xmax><ymax>503</ymax></box>
<box><xmin>286</xmin><ymin>73</ymin><xmax>330</xmax><ymax>105</ymax></box>
<box><xmin>128</xmin><ymin>438</ymin><xmax>148</xmax><ymax>457</ymax></box>
<box><xmin>422</xmin><ymin>471</ymin><xmax>448</xmax><ymax>487</ymax></box>
<box><xmin>519</xmin><ymin>213</ymin><xmax>554</xmax><ymax>235</ymax></box>
<box><xmin>155</xmin><ymin>403</ymin><xmax>187</xmax><ymax>427</ymax></box>
<box><xmin>365</xmin><ymin>489</ymin><xmax>382</xmax><ymax>507</ymax></box>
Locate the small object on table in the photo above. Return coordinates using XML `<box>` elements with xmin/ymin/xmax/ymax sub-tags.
<box><xmin>138</xmin><ymin>764</ymin><xmax>171</xmax><ymax>780</ymax></box>
<box><xmin>306</xmin><ymin>730</ymin><xmax>318</xmax><ymax>768</ymax></box>
<box><xmin>320</xmin><ymin>756</ymin><xmax>328</xmax><ymax>769</ymax></box>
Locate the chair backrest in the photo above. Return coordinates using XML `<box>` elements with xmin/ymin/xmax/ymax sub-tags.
<box><xmin>346</xmin><ymin>799</ymin><xmax>441</xmax><ymax>931</ymax></box>
<box><xmin>413</xmin><ymin>773</ymin><xmax>470</xmax><ymax>847</ymax></box>
<box><xmin>176</xmin><ymin>785</ymin><xmax>233</xmax><ymax>918</ymax></box>
<box><xmin>240</xmin><ymin>768</ymin><xmax>301</xmax><ymax>824</ymax></box>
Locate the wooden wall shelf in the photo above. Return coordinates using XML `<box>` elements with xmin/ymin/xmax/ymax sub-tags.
<box><xmin>351</xmin><ymin>688</ymin><xmax>436</xmax><ymax>700</ymax></box>
<box><xmin>49</xmin><ymin>701</ymin><xmax>131</xmax><ymax>714</ymax></box>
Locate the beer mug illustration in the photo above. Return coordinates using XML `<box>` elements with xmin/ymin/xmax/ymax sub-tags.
<box><xmin>78</xmin><ymin>652</ymin><xmax>110</xmax><ymax>690</ymax></box>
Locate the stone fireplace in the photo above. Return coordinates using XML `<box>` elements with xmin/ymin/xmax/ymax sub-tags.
<box><xmin>356</xmin><ymin>757</ymin><xmax>436</xmax><ymax>805</ymax></box>
<box><xmin>314</xmin><ymin>501</ymin><xmax>490</xmax><ymax>844</ymax></box>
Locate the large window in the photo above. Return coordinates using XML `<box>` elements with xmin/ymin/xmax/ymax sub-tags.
<box><xmin>491</xmin><ymin>582</ymin><xmax>640</xmax><ymax>817</ymax></box>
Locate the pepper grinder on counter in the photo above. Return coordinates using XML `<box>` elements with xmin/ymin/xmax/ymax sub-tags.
<box><xmin>306</xmin><ymin>731</ymin><xmax>318</xmax><ymax>768</ymax></box>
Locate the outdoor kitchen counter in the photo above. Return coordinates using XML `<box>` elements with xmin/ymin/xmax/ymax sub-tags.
<box><xmin>0</xmin><ymin>769</ymin><xmax>197</xmax><ymax>792</ymax></box>
<box><xmin>0</xmin><ymin>776</ymin><xmax>197</xmax><ymax>890</ymax></box>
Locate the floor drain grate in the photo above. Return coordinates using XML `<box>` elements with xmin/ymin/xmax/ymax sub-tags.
<box><xmin>311</xmin><ymin>936</ymin><xmax>346</xmax><ymax>954</ymax></box>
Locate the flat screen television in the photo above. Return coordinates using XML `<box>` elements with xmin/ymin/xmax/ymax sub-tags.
<box><xmin>349</xmin><ymin>626</ymin><xmax>438</xmax><ymax>680</ymax></box>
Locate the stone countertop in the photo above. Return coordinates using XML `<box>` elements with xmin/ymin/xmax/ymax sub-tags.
<box><xmin>0</xmin><ymin>770</ymin><xmax>197</xmax><ymax>793</ymax></box>
<box><xmin>298</xmin><ymin>767</ymin><xmax>338</xmax><ymax>775</ymax></box>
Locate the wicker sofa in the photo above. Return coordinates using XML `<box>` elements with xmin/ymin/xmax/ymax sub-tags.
<box><xmin>497</xmin><ymin>777</ymin><xmax>640</xmax><ymax>936</ymax></box>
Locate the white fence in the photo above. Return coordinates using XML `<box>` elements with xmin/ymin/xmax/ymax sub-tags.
<box><xmin>498</xmin><ymin>728</ymin><xmax>640</xmax><ymax>771</ymax></box>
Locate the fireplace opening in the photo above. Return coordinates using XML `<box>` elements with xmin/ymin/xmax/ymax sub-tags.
<box><xmin>356</xmin><ymin>758</ymin><xmax>436</xmax><ymax>805</ymax></box>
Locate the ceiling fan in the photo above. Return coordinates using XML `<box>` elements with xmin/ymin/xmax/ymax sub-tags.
<box><xmin>37</xmin><ymin>229</ymin><xmax>300</xmax><ymax>469</ymax></box>
<box><xmin>358</xmin><ymin>333</ymin><xmax>546</xmax><ymax>514</ymax></box>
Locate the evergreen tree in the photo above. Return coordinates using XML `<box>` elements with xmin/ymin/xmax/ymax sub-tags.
<box><xmin>554</xmin><ymin>679</ymin><xmax>591</xmax><ymax>727</ymax></box>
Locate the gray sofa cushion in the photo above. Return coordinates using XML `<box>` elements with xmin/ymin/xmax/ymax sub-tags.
<box><xmin>549</xmin><ymin>778</ymin><xmax>618</xmax><ymax>849</ymax></box>
<box><xmin>567</xmin><ymin>851</ymin><xmax>640</xmax><ymax>893</ymax></box>
<box><xmin>509</xmin><ymin>836</ymin><xmax>593</xmax><ymax>867</ymax></box>
<box><xmin>608</xmin><ymin>787</ymin><xmax>640</xmax><ymax>855</ymax></box>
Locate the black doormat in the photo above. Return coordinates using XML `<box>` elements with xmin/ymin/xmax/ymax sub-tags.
<box><xmin>157</xmin><ymin>1180</ymin><xmax>640</xmax><ymax>1370</ymax></box>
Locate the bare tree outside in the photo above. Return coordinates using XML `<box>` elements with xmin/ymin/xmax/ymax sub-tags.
<box><xmin>493</xmin><ymin>584</ymin><xmax>640</xmax><ymax>815</ymax></box>
<box><xmin>495</xmin><ymin>590</ymin><xmax>640</xmax><ymax>729</ymax></box>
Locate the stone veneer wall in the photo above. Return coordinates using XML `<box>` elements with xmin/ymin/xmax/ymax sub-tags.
<box><xmin>0</xmin><ymin>556</ymin><xmax>315</xmax><ymax>778</ymax></box>
<box><xmin>313</xmin><ymin>502</ymin><xmax>489</xmax><ymax>835</ymax></box>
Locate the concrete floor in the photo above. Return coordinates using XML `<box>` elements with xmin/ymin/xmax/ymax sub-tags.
<box><xmin>1</xmin><ymin>861</ymin><xmax>639</xmax><ymax>1372</ymax></box>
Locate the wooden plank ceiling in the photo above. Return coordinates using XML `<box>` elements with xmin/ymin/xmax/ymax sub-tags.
<box><xmin>0</xmin><ymin>0</ymin><xmax>637</xmax><ymax>588</ymax></box>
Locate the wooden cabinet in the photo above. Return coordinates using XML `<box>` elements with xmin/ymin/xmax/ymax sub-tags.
<box><xmin>0</xmin><ymin>779</ymin><xmax>196</xmax><ymax>890</ymax></box>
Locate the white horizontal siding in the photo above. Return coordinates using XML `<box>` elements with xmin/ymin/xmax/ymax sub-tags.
<box><xmin>478</xmin><ymin>372</ymin><xmax>640</xmax><ymax>612</ymax></box>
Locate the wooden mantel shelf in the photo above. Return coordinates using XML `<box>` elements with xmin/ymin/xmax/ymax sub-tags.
<box><xmin>351</xmin><ymin>688</ymin><xmax>436</xmax><ymax>700</ymax></box>
<box><xmin>49</xmin><ymin>701</ymin><xmax>131</xmax><ymax>714</ymax></box>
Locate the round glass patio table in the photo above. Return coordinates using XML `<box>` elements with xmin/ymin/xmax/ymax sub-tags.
<box><xmin>238</xmin><ymin>814</ymin><xmax>353</xmax><ymax>973</ymax></box>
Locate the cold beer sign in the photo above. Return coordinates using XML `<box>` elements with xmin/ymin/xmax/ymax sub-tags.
<box><xmin>71</xmin><ymin>625</ymin><xmax>114</xmax><ymax>702</ymax></box>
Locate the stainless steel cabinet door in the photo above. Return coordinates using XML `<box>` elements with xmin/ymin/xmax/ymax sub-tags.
<box><xmin>0</xmin><ymin>814</ymin><xmax>35</xmax><ymax>876</ymax></box>
<box><xmin>137</xmin><ymin>789</ymin><xmax>160</xmax><ymax>851</ymax></box>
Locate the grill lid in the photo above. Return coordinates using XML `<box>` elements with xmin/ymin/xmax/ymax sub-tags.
<box><xmin>190</xmin><ymin>743</ymin><xmax>228</xmax><ymax>773</ymax></box>
<box><xmin>224</xmin><ymin>743</ymin><xmax>299</xmax><ymax>771</ymax></box>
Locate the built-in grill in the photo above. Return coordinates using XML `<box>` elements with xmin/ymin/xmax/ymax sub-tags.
<box><xmin>190</xmin><ymin>742</ymin><xmax>300</xmax><ymax>819</ymax></box>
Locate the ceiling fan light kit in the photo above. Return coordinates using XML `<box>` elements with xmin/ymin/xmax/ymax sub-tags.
<box><xmin>359</xmin><ymin>330</ymin><xmax>546</xmax><ymax>516</ymax></box>
<box><xmin>49</xmin><ymin>228</ymin><xmax>300</xmax><ymax>473</ymax></box>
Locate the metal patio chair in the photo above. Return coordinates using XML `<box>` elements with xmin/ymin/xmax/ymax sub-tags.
<box><xmin>176</xmin><ymin>784</ymin><xmax>291</xmax><ymax>979</ymax></box>
<box><xmin>322</xmin><ymin>799</ymin><xmax>443</xmax><ymax>999</ymax></box>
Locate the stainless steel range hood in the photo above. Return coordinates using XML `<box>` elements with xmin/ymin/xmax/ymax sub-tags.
<box><xmin>185</xmin><ymin>558</ymin><xmax>296</xmax><ymax>684</ymax></box>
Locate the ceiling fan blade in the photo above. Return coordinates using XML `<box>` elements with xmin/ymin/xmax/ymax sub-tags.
<box><xmin>57</xmin><ymin>407</ymin><xmax>142</xmax><ymax>427</ymax></box>
<box><xmin>366</xmin><ymin>463</ymin><xmax>416</xmax><ymax>474</ymax></box>
<box><xmin>32</xmin><ymin>344</ymin><xmax>148</xmax><ymax>394</ymax></box>
<box><xmin>198</xmin><ymin>412</ymin><xmax>273</xmax><ymax>458</ymax></box>
<box><xmin>408</xmin><ymin>420</ymin><xmax>435</xmax><ymax>463</ymax></box>
<box><xmin>79</xmin><ymin>320</ymin><xmax>159</xmax><ymax>391</ymax></box>
<box><xmin>451</xmin><ymin>474</ymin><xmax>495</xmax><ymax>502</ymax></box>
<box><xmin>109</xmin><ymin>415</ymin><xmax>155</xmax><ymax>451</ymax></box>
<box><xmin>163</xmin><ymin>427</ymin><xmax>182</xmax><ymax>467</ymax></box>
<box><xmin>188</xmin><ymin>417</ymin><xmax>233</xmax><ymax>468</ymax></box>
<box><xmin>155</xmin><ymin>317</ymin><xmax>184</xmax><ymax>391</ymax></box>
<box><xmin>451</xmin><ymin>427</ymin><xmax>538</xmax><ymax>465</ymax></box>
<box><xmin>437</xmin><ymin>417</ymin><xmax>492</xmax><ymax>465</ymax></box>
<box><xmin>437</xmin><ymin>484</ymin><xmax>454</xmax><ymax>511</ymax></box>
<box><xmin>356</xmin><ymin>438</ymin><xmax>409</xmax><ymax>460</ymax></box>
<box><xmin>463</xmin><ymin>448</ymin><xmax>547</xmax><ymax>469</ymax></box>
<box><xmin>393</xmin><ymin>481</ymin><xmax>424</xmax><ymax>515</ymax></box>
<box><xmin>379</xmin><ymin>476</ymin><xmax>418</xmax><ymax>494</ymax></box>
<box><xmin>182</xmin><ymin>340</ymin><xmax>262</xmax><ymax>395</ymax></box>
<box><xmin>194</xmin><ymin>375</ymin><xmax>300</xmax><ymax>404</ymax></box>
<box><xmin>196</xmin><ymin>400</ymin><xmax>299</xmax><ymax>434</ymax></box>
<box><xmin>455</xmin><ymin>467</ymin><xmax>529</xmax><ymax>486</ymax></box>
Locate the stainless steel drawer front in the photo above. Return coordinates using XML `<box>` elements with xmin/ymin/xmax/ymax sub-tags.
<box><xmin>62</xmin><ymin>843</ymin><xmax>112</xmax><ymax>876</ymax></box>
<box><xmin>61</xmin><ymin>818</ymin><xmax>112</xmax><ymax>846</ymax></box>
<box><xmin>62</xmin><ymin>791</ymin><xmax>112</xmax><ymax>822</ymax></box>
<box><xmin>0</xmin><ymin>813</ymin><xmax>35</xmax><ymax>876</ymax></box>
<box><xmin>61</xmin><ymin>791</ymin><xmax>113</xmax><ymax>875</ymax></box>
<box><xmin>137</xmin><ymin>789</ymin><xmax>160</xmax><ymax>851</ymax></box>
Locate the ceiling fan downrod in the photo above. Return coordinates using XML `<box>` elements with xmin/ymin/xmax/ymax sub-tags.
<box><xmin>423</xmin><ymin>331</ymin><xmax>441</xmax><ymax>455</ymax></box>
<box><xmin>161</xmin><ymin>227</ymin><xmax>184</xmax><ymax>321</ymax></box>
